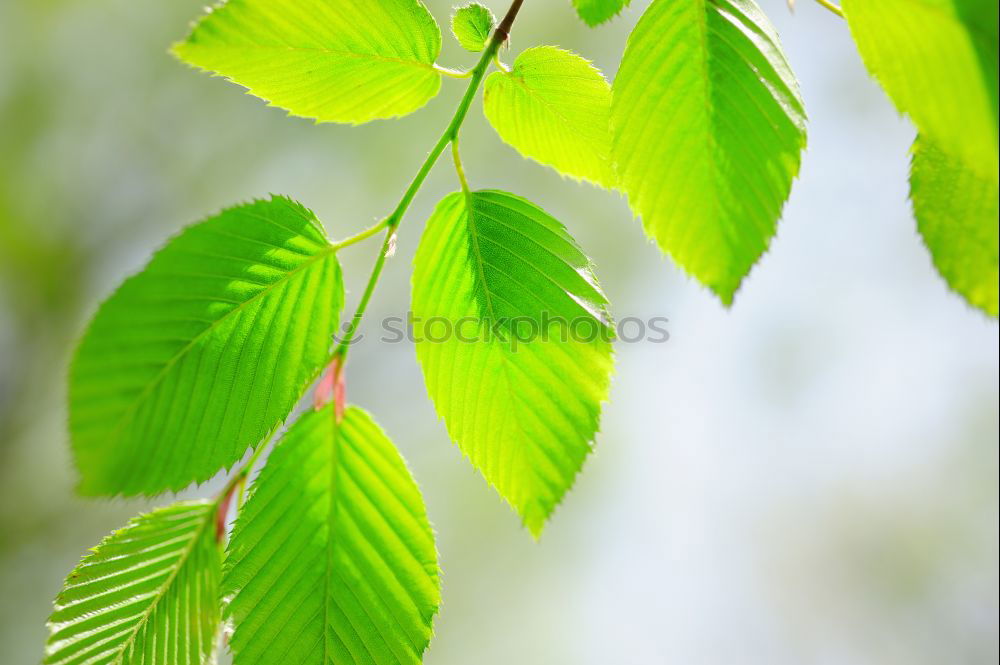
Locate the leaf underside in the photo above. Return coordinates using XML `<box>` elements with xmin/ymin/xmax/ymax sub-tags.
<box><xmin>484</xmin><ymin>46</ymin><xmax>616</xmax><ymax>188</ymax></box>
<box><xmin>572</xmin><ymin>0</ymin><xmax>631</xmax><ymax>26</ymax></box>
<box><xmin>844</xmin><ymin>0</ymin><xmax>999</xmax><ymax>179</ymax></box>
<box><xmin>911</xmin><ymin>136</ymin><xmax>999</xmax><ymax>317</ymax></box>
<box><xmin>224</xmin><ymin>405</ymin><xmax>440</xmax><ymax>665</ymax></box>
<box><xmin>612</xmin><ymin>0</ymin><xmax>807</xmax><ymax>304</ymax></box>
<box><xmin>44</xmin><ymin>501</ymin><xmax>220</xmax><ymax>665</ymax></box>
<box><xmin>70</xmin><ymin>196</ymin><xmax>344</xmax><ymax>496</ymax></box>
<box><xmin>412</xmin><ymin>190</ymin><xmax>614</xmax><ymax>537</ymax></box>
<box><xmin>173</xmin><ymin>0</ymin><xmax>443</xmax><ymax>124</ymax></box>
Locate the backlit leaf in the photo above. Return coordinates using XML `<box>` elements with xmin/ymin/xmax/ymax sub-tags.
<box><xmin>173</xmin><ymin>0</ymin><xmax>444</xmax><ymax>124</ymax></box>
<box><xmin>572</xmin><ymin>0</ymin><xmax>630</xmax><ymax>26</ymax></box>
<box><xmin>70</xmin><ymin>196</ymin><xmax>344</xmax><ymax>496</ymax></box>
<box><xmin>452</xmin><ymin>3</ymin><xmax>496</xmax><ymax>52</ymax></box>
<box><xmin>484</xmin><ymin>46</ymin><xmax>616</xmax><ymax>188</ymax></box>
<box><xmin>612</xmin><ymin>0</ymin><xmax>807</xmax><ymax>304</ymax></box>
<box><xmin>412</xmin><ymin>190</ymin><xmax>614</xmax><ymax>537</ymax></box>
<box><xmin>844</xmin><ymin>0</ymin><xmax>999</xmax><ymax>179</ymax></box>
<box><xmin>44</xmin><ymin>501</ymin><xmax>220</xmax><ymax>665</ymax></box>
<box><xmin>911</xmin><ymin>136</ymin><xmax>999</xmax><ymax>316</ymax></box>
<box><xmin>224</xmin><ymin>405</ymin><xmax>440</xmax><ymax>665</ymax></box>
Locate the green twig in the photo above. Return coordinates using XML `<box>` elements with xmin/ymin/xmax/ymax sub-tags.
<box><xmin>214</xmin><ymin>442</ymin><xmax>268</xmax><ymax>542</ymax></box>
<box><xmin>330</xmin><ymin>219</ymin><xmax>388</xmax><ymax>251</ymax></box>
<box><xmin>332</xmin><ymin>0</ymin><xmax>525</xmax><ymax>362</ymax></box>
<box><xmin>452</xmin><ymin>138</ymin><xmax>470</xmax><ymax>193</ymax></box>
<box><xmin>813</xmin><ymin>0</ymin><xmax>844</xmax><ymax>18</ymax></box>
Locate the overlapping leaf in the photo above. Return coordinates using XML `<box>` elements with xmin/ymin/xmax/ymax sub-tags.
<box><xmin>572</xmin><ymin>0</ymin><xmax>630</xmax><ymax>26</ymax></box>
<box><xmin>44</xmin><ymin>501</ymin><xmax>221</xmax><ymax>665</ymax></box>
<box><xmin>612</xmin><ymin>0</ymin><xmax>807</xmax><ymax>304</ymax></box>
<box><xmin>844</xmin><ymin>0</ymin><xmax>999</xmax><ymax>179</ymax></box>
<box><xmin>224</xmin><ymin>405</ymin><xmax>440</xmax><ymax>665</ymax></box>
<box><xmin>484</xmin><ymin>46</ymin><xmax>616</xmax><ymax>188</ymax></box>
<box><xmin>412</xmin><ymin>190</ymin><xmax>614</xmax><ymax>537</ymax></box>
<box><xmin>70</xmin><ymin>196</ymin><xmax>344</xmax><ymax>496</ymax></box>
<box><xmin>911</xmin><ymin>136</ymin><xmax>999</xmax><ymax>316</ymax></box>
<box><xmin>452</xmin><ymin>3</ymin><xmax>496</xmax><ymax>52</ymax></box>
<box><xmin>173</xmin><ymin>0</ymin><xmax>444</xmax><ymax>124</ymax></box>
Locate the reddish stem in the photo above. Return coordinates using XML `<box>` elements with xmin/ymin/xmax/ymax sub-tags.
<box><xmin>314</xmin><ymin>355</ymin><xmax>346</xmax><ymax>421</ymax></box>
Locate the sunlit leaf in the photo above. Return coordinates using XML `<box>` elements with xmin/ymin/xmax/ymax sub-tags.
<box><xmin>484</xmin><ymin>46</ymin><xmax>616</xmax><ymax>188</ymax></box>
<box><xmin>70</xmin><ymin>196</ymin><xmax>344</xmax><ymax>496</ymax></box>
<box><xmin>844</xmin><ymin>0</ymin><xmax>998</xmax><ymax>179</ymax></box>
<box><xmin>412</xmin><ymin>190</ymin><xmax>614</xmax><ymax>537</ymax></box>
<box><xmin>572</xmin><ymin>0</ymin><xmax>630</xmax><ymax>26</ymax></box>
<box><xmin>224</xmin><ymin>405</ymin><xmax>440</xmax><ymax>665</ymax></box>
<box><xmin>612</xmin><ymin>0</ymin><xmax>807</xmax><ymax>304</ymax></box>
<box><xmin>452</xmin><ymin>3</ymin><xmax>496</xmax><ymax>52</ymax></box>
<box><xmin>44</xmin><ymin>501</ymin><xmax>220</xmax><ymax>665</ymax></box>
<box><xmin>911</xmin><ymin>136</ymin><xmax>999</xmax><ymax>316</ymax></box>
<box><xmin>173</xmin><ymin>0</ymin><xmax>443</xmax><ymax>124</ymax></box>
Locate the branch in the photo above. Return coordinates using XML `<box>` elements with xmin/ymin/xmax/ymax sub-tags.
<box><xmin>331</xmin><ymin>0</ymin><xmax>528</xmax><ymax>361</ymax></box>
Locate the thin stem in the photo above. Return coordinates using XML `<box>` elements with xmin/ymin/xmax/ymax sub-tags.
<box><xmin>214</xmin><ymin>442</ymin><xmax>268</xmax><ymax>541</ymax></box>
<box><xmin>333</xmin><ymin>231</ymin><xmax>392</xmax><ymax>359</ymax></box>
<box><xmin>217</xmin><ymin>443</ymin><xmax>268</xmax><ymax>502</ymax></box>
<box><xmin>452</xmin><ymin>138</ymin><xmax>470</xmax><ymax>193</ymax></box>
<box><xmin>493</xmin><ymin>54</ymin><xmax>510</xmax><ymax>73</ymax></box>
<box><xmin>330</xmin><ymin>219</ymin><xmax>388</xmax><ymax>251</ymax></box>
<box><xmin>435</xmin><ymin>64</ymin><xmax>474</xmax><ymax>79</ymax></box>
<box><xmin>813</xmin><ymin>0</ymin><xmax>844</xmax><ymax>18</ymax></box>
<box><xmin>332</xmin><ymin>0</ymin><xmax>526</xmax><ymax>361</ymax></box>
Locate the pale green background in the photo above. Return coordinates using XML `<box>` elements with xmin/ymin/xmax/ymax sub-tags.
<box><xmin>1</xmin><ymin>1</ymin><xmax>997</xmax><ymax>663</ymax></box>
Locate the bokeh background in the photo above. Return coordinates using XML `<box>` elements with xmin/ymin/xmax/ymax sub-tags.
<box><xmin>1</xmin><ymin>1</ymin><xmax>997</xmax><ymax>663</ymax></box>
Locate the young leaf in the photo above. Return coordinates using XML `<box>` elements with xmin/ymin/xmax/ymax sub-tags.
<box><xmin>611</xmin><ymin>0</ymin><xmax>807</xmax><ymax>304</ymax></box>
<box><xmin>412</xmin><ymin>190</ymin><xmax>614</xmax><ymax>537</ymax></box>
<box><xmin>44</xmin><ymin>501</ymin><xmax>221</xmax><ymax>665</ymax></box>
<box><xmin>572</xmin><ymin>0</ymin><xmax>630</xmax><ymax>26</ymax></box>
<box><xmin>452</xmin><ymin>3</ymin><xmax>496</xmax><ymax>52</ymax></box>
<box><xmin>173</xmin><ymin>0</ymin><xmax>444</xmax><ymax>124</ymax></box>
<box><xmin>844</xmin><ymin>0</ymin><xmax>999</xmax><ymax>178</ymax></box>
<box><xmin>911</xmin><ymin>136</ymin><xmax>999</xmax><ymax>317</ymax></box>
<box><xmin>484</xmin><ymin>46</ymin><xmax>616</xmax><ymax>188</ymax></box>
<box><xmin>224</xmin><ymin>405</ymin><xmax>440</xmax><ymax>665</ymax></box>
<box><xmin>70</xmin><ymin>196</ymin><xmax>344</xmax><ymax>496</ymax></box>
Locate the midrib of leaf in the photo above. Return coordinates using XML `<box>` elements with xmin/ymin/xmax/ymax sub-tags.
<box><xmin>320</xmin><ymin>422</ymin><xmax>418</xmax><ymax>663</ymax></box>
<box><xmin>465</xmin><ymin>199</ymin><xmax>500</xmax><ymax>323</ymax></box>
<box><xmin>110</xmin><ymin>506</ymin><xmax>214</xmax><ymax>665</ymax></box>
<box><xmin>468</xmin><ymin>205</ymin><xmax>607</xmax><ymax>312</ymax></box>
<box><xmin>650</xmin><ymin>0</ymin><xmax>777</xmax><ymax>259</ymax></box>
<box><xmin>102</xmin><ymin>244</ymin><xmax>336</xmax><ymax>453</ymax></box>
<box><xmin>461</xmin><ymin>204</ymin><xmax>548</xmax><ymax>508</ymax></box>
<box><xmin>323</xmin><ymin>422</ymin><xmax>338</xmax><ymax>665</ymax></box>
<box><xmin>201</xmin><ymin>44</ymin><xmax>438</xmax><ymax>72</ymax></box>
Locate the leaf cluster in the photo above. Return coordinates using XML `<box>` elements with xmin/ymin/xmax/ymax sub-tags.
<box><xmin>45</xmin><ymin>1</ymin><xmax>998</xmax><ymax>663</ymax></box>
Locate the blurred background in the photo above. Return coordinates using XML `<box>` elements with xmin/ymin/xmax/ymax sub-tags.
<box><xmin>1</xmin><ymin>1</ymin><xmax>997</xmax><ymax>663</ymax></box>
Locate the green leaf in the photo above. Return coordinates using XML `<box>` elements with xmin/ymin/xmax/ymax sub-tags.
<box><xmin>911</xmin><ymin>136</ymin><xmax>999</xmax><ymax>317</ymax></box>
<box><xmin>224</xmin><ymin>405</ymin><xmax>440</xmax><ymax>665</ymax></box>
<box><xmin>572</xmin><ymin>0</ymin><xmax>630</xmax><ymax>26</ymax></box>
<box><xmin>484</xmin><ymin>46</ymin><xmax>616</xmax><ymax>188</ymax></box>
<box><xmin>844</xmin><ymin>0</ymin><xmax>999</xmax><ymax>179</ymax></box>
<box><xmin>173</xmin><ymin>0</ymin><xmax>443</xmax><ymax>124</ymax></box>
<box><xmin>611</xmin><ymin>0</ymin><xmax>807</xmax><ymax>304</ymax></box>
<box><xmin>70</xmin><ymin>196</ymin><xmax>344</xmax><ymax>496</ymax></box>
<box><xmin>44</xmin><ymin>501</ymin><xmax>221</xmax><ymax>665</ymax></box>
<box><xmin>452</xmin><ymin>3</ymin><xmax>496</xmax><ymax>52</ymax></box>
<box><xmin>411</xmin><ymin>190</ymin><xmax>614</xmax><ymax>537</ymax></box>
